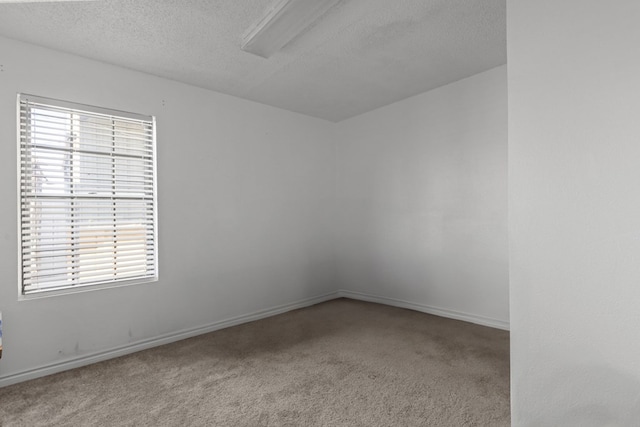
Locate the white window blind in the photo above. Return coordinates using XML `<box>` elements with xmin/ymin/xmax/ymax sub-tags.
<box><xmin>18</xmin><ymin>94</ymin><xmax>157</xmax><ymax>295</ymax></box>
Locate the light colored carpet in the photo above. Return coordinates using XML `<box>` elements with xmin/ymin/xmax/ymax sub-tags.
<box><xmin>0</xmin><ymin>298</ymin><xmax>510</xmax><ymax>426</ymax></box>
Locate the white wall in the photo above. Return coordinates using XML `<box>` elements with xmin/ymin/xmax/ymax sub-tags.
<box><xmin>334</xmin><ymin>66</ymin><xmax>509</xmax><ymax>328</ymax></box>
<box><xmin>0</xmin><ymin>36</ymin><xmax>336</xmax><ymax>385</ymax></box>
<box><xmin>509</xmin><ymin>1</ymin><xmax>640</xmax><ymax>425</ymax></box>
<box><xmin>0</xmin><ymin>36</ymin><xmax>510</xmax><ymax>387</ymax></box>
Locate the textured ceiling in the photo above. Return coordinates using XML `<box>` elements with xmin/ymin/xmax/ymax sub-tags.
<box><xmin>0</xmin><ymin>0</ymin><xmax>506</xmax><ymax>122</ymax></box>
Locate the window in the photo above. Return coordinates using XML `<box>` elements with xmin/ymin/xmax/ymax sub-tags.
<box><xmin>18</xmin><ymin>94</ymin><xmax>157</xmax><ymax>295</ymax></box>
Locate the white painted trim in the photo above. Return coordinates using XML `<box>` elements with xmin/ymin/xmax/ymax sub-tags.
<box><xmin>0</xmin><ymin>289</ymin><xmax>508</xmax><ymax>388</ymax></box>
<box><xmin>0</xmin><ymin>291</ymin><xmax>340</xmax><ymax>388</ymax></box>
<box><xmin>337</xmin><ymin>290</ymin><xmax>510</xmax><ymax>331</ymax></box>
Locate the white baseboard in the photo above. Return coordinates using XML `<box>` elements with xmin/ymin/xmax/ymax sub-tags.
<box><xmin>0</xmin><ymin>291</ymin><xmax>340</xmax><ymax>388</ymax></box>
<box><xmin>0</xmin><ymin>289</ymin><xmax>507</xmax><ymax>388</ymax></box>
<box><xmin>337</xmin><ymin>290</ymin><xmax>510</xmax><ymax>331</ymax></box>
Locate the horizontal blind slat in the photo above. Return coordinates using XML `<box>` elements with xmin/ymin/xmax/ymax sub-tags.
<box><xmin>23</xmin><ymin>245</ymin><xmax>152</xmax><ymax>260</ymax></box>
<box><xmin>20</xmin><ymin>145</ymin><xmax>153</xmax><ymax>161</ymax></box>
<box><xmin>21</xmin><ymin>194</ymin><xmax>155</xmax><ymax>201</ymax></box>
<box><xmin>23</xmin><ymin>255</ymin><xmax>155</xmax><ymax>274</ymax></box>
<box><xmin>20</xmin><ymin>127</ymin><xmax>154</xmax><ymax>147</ymax></box>
<box><xmin>23</xmin><ymin>271</ymin><xmax>157</xmax><ymax>293</ymax></box>
<box><xmin>22</xmin><ymin>229</ymin><xmax>153</xmax><ymax>241</ymax></box>
<box><xmin>21</xmin><ymin>120</ymin><xmax>153</xmax><ymax>140</ymax></box>
<box><xmin>25</xmin><ymin>262</ymin><xmax>156</xmax><ymax>280</ymax></box>
<box><xmin>20</xmin><ymin>101</ymin><xmax>152</xmax><ymax>122</ymax></box>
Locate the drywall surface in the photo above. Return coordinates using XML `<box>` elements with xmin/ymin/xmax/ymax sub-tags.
<box><xmin>334</xmin><ymin>66</ymin><xmax>509</xmax><ymax>328</ymax></box>
<box><xmin>508</xmin><ymin>1</ymin><xmax>640</xmax><ymax>424</ymax></box>
<box><xmin>0</xmin><ymin>36</ymin><xmax>335</xmax><ymax>383</ymax></box>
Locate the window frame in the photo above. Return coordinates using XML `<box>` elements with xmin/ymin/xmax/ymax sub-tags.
<box><xmin>17</xmin><ymin>93</ymin><xmax>158</xmax><ymax>299</ymax></box>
